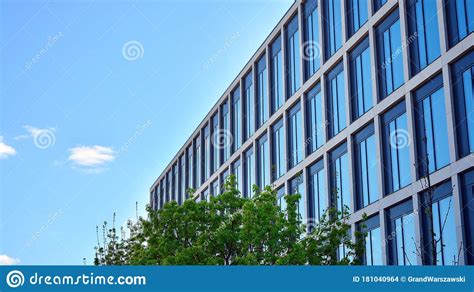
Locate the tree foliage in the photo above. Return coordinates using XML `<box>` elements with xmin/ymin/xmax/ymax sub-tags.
<box><xmin>94</xmin><ymin>175</ymin><xmax>365</xmax><ymax>265</ymax></box>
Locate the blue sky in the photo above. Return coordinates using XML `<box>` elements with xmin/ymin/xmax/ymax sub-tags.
<box><xmin>0</xmin><ymin>0</ymin><xmax>293</xmax><ymax>265</ymax></box>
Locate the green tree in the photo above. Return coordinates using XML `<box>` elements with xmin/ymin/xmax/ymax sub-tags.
<box><xmin>94</xmin><ymin>175</ymin><xmax>365</xmax><ymax>265</ymax></box>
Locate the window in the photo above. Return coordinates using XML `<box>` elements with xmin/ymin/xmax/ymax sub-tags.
<box><xmin>220</xmin><ymin>168</ymin><xmax>230</xmax><ymax>193</ymax></box>
<box><xmin>277</xmin><ymin>186</ymin><xmax>287</xmax><ymax>211</ymax></box>
<box><xmin>221</xmin><ymin>101</ymin><xmax>231</xmax><ymax>163</ymax></box>
<box><xmin>289</xmin><ymin>173</ymin><xmax>307</xmax><ymax>224</ymax></box>
<box><xmin>330</xmin><ymin>143</ymin><xmax>351</xmax><ymax>212</ymax></box>
<box><xmin>347</xmin><ymin>0</ymin><xmax>369</xmax><ymax>36</ymax></box>
<box><xmin>244</xmin><ymin>148</ymin><xmax>255</xmax><ymax>198</ymax></box>
<box><xmin>179</xmin><ymin>155</ymin><xmax>185</xmax><ymax>204</ymax></box>
<box><xmin>406</xmin><ymin>0</ymin><xmax>441</xmax><ymax>75</ymax></box>
<box><xmin>445</xmin><ymin>0</ymin><xmax>474</xmax><ymax>47</ymax></box>
<box><xmin>350</xmin><ymin>38</ymin><xmax>373</xmax><ymax>120</ymax></box>
<box><xmin>151</xmin><ymin>187</ymin><xmax>157</xmax><ymax>211</ymax></box>
<box><xmin>382</xmin><ymin>102</ymin><xmax>411</xmax><ymax>195</ymax></box>
<box><xmin>324</xmin><ymin>0</ymin><xmax>343</xmax><ymax>59</ymax></box>
<box><xmin>452</xmin><ymin>51</ymin><xmax>474</xmax><ymax>157</ymax></box>
<box><xmin>377</xmin><ymin>11</ymin><xmax>404</xmax><ymax>99</ymax></box>
<box><xmin>257</xmin><ymin>55</ymin><xmax>269</xmax><ymax>127</ymax></box>
<box><xmin>232</xmin><ymin>159</ymin><xmax>243</xmax><ymax>194</ymax></box>
<box><xmin>232</xmin><ymin>86</ymin><xmax>242</xmax><ymax>152</ymax></box>
<box><xmin>374</xmin><ymin>0</ymin><xmax>388</xmax><ymax>12</ymax></box>
<box><xmin>272</xmin><ymin>119</ymin><xmax>286</xmax><ymax>181</ymax></box>
<box><xmin>359</xmin><ymin>215</ymin><xmax>382</xmax><ymax>265</ymax></box>
<box><xmin>202</xmin><ymin>188</ymin><xmax>210</xmax><ymax>202</ymax></box>
<box><xmin>166</xmin><ymin>171</ymin><xmax>171</xmax><ymax>203</ymax></box>
<box><xmin>203</xmin><ymin>124</ymin><xmax>211</xmax><ymax>181</ymax></box>
<box><xmin>160</xmin><ymin>179</ymin><xmax>165</xmax><ymax>209</ymax></box>
<box><xmin>327</xmin><ymin>62</ymin><xmax>347</xmax><ymax>138</ymax></box>
<box><xmin>354</xmin><ymin>124</ymin><xmax>379</xmax><ymax>209</ymax></box>
<box><xmin>257</xmin><ymin>134</ymin><xmax>270</xmax><ymax>189</ymax></box>
<box><xmin>305</xmin><ymin>84</ymin><xmax>324</xmax><ymax>154</ymax></box>
<box><xmin>286</xmin><ymin>14</ymin><xmax>302</xmax><ymax>98</ymax></box>
<box><xmin>244</xmin><ymin>72</ymin><xmax>255</xmax><ymax>140</ymax></box>
<box><xmin>172</xmin><ymin>165</ymin><xmax>177</xmax><ymax>202</ymax></box>
<box><xmin>210</xmin><ymin>180</ymin><xmax>219</xmax><ymax>197</ymax></box>
<box><xmin>270</xmin><ymin>36</ymin><xmax>284</xmax><ymax>113</ymax></box>
<box><xmin>211</xmin><ymin>113</ymin><xmax>219</xmax><ymax>173</ymax></box>
<box><xmin>420</xmin><ymin>181</ymin><xmax>457</xmax><ymax>265</ymax></box>
<box><xmin>414</xmin><ymin>75</ymin><xmax>449</xmax><ymax>177</ymax></box>
<box><xmin>308</xmin><ymin>160</ymin><xmax>327</xmax><ymax>224</ymax></box>
<box><xmin>387</xmin><ymin>200</ymin><xmax>417</xmax><ymax>265</ymax></box>
<box><xmin>303</xmin><ymin>0</ymin><xmax>321</xmax><ymax>79</ymax></box>
<box><xmin>288</xmin><ymin>103</ymin><xmax>303</xmax><ymax>169</ymax></box>
<box><xmin>462</xmin><ymin>169</ymin><xmax>474</xmax><ymax>264</ymax></box>
<box><xmin>186</xmin><ymin>146</ymin><xmax>193</xmax><ymax>190</ymax></box>
<box><xmin>194</xmin><ymin>135</ymin><xmax>201</xmax><ymax>188</ymax></box>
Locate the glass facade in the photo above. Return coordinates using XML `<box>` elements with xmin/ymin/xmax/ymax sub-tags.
<box><xmin>244</xmin><ymin>72</ymin><xmax>255</xmax><ymax>141</ymax></box>
<box><xmin>360</xmin><ymin>215</ymin><xmax>382</xmax><ymax>265</ymax></box>
<box><xmin>348</xmin><ymin>0</ymin><xmax>369</xmax><ymax>36</ymax></box>
<box><xmin>272</xmin><ymin>119</ymin><xmax>286</xmax><ymax>181</ymax></box>
<box><xmin>377</xmin><ymin>11</ymin><xmax>404</xmax><ymax>99</ymax></box>
<box><xmin>256</xmin><ymin>55</ymin><xmax>269</xmax><ymax>127</ymax></box>
<box><xmin>151</xmin><ymin>0</ymin><xmax>472</xmax><ymax>267</ymax></box>
<box><xmin>289</xmin><ymin>173</ymin><xmax>306</xmax><ymax>224</ymax></box>
<box><xmin>445</xmin><ymin>0</ymin><xmax>474</xmax><ymax>47</ymax></box>
<box><xmin>354</xmin><ymin>124</ymin><xmax>379</xmax><ymax>209</ymax></box>
<box><xmin>186</xmin><ymin>146</ymin><xmax>193</xmax><ymax>189</ymax></box>
<box><xmin>407</xmin><ymin>0</ymin><xmax>441</xmax><ymax>75</ymax></box>
<box><xmin>420</xmin><ymin>182</ymin><xmax>457</xmax><ymax>265</ymax></box>
<box><xmin>327</xmin><ymin>62</ymin><xmax>346</xmax><ymax>138</ymax></box>
<box><xmin>414</xmin><ymin>75</ymin><xmax>449</xmax><ymax>177</ymax></box>
<box><xmin>308</xmin><ymin>160</ymin><xmax>326</xmax><ymax>223</ymax></box>
<box><xmin>257</xmin><ymin>134</ymin><xmax>270</xmax><ymax>189</ymax></box>
<box><xmin>305</xmin><ymin>84</ymin><xmax>324</xmax><ymax>154</ymax></box>
<box><xmin>286</xmin><ymin>14</ymin><xmax>301</xmax><ymax>98</ymax></box>
<box><xmin>203</xmin><ymin>124</ymin><xmax>211</xmax><ymax>181</ymax></box>
<box><xmin>232</xmin><ymin>87</ymin><xmax>242</xmax><ymax>152</ymax></box>
<box><xmin>194</xmin><ymin>135</ymin><xmax>201</xmax><ymax>188</ymax></box>
<box><xmin>303</xmin><ymin>0</ymin><xmax>321</xmax><ymax>79</ymax></box>
<box><xmin>244</xmin><ymin>147</ymin><xmax>255</xmax><ymax>198</ymax></box>
<box><xmin>387</xmin><ymin>200</ymin><xmax>417</xmax><ymax>265</ymax></box>
<box><xmin>270</xmin><ymin>36</ymin><xmax>283</xmax><ymax>113</ymax></box>
<box><xmin>330</xmin><ymin>143</ymin><xmax>351</xmax><ymax>212</ymax></box>
<box><xmin>350</xmin><ymin>38</ymin><xmax>372</xmax><ymax>120</ymax></box>
<box><xmin>382</xmin><ymin>102</ymin><xmax>411</xmax><ymax>195</ymax></box>
<box><xmin>232</xmin><ymin>159</ymin><xmax>242</xmax><ymax>196</ymax></box>
<box><xmin>324</xmin><ymin>0</ymin><xmax>343</xmax><ymax>58</ymax></box>
<box><xmin>287</xmin><ymin>102</ymin><xmax>303</xmax><ymax>169</ymax></box>
<box><xmin>221</xmin><ymin>101</ymin><xmax>231</xmax><ymax>163</ymax></box>
<box><xmin>211</xmin><ymin>113</ymin><xmax>219</xmax><ymax>173</ymax></box>
<box><xmin>452</xmin><ymin>51</ymin><xmax>474</xmax><ymax>157</ymax></box>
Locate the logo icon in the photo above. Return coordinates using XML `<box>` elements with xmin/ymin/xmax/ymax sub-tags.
<box><xmin>122</xmin><ymin>40</ymin><xmax>144</xmax><ymax>61</ymax></box>
<box><xmin>6</xmin><ymin>270</ymin><xmax>25</xmax><ymax>288</ymax></box>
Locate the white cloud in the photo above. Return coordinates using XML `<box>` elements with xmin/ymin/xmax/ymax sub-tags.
<box><xmin>0</xmin><ymin>137</ymin><xmax>17</xmax><ymax>159</ymax></box>
<box><xmin>0</xmin><ymin>255</ymin><xmax>20</xmax><ymax>265</ymax></box>
<box><xmin>68</xmin><ymin>145</ymin><xmax>115</xmax><ymax>167</ymax></box>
